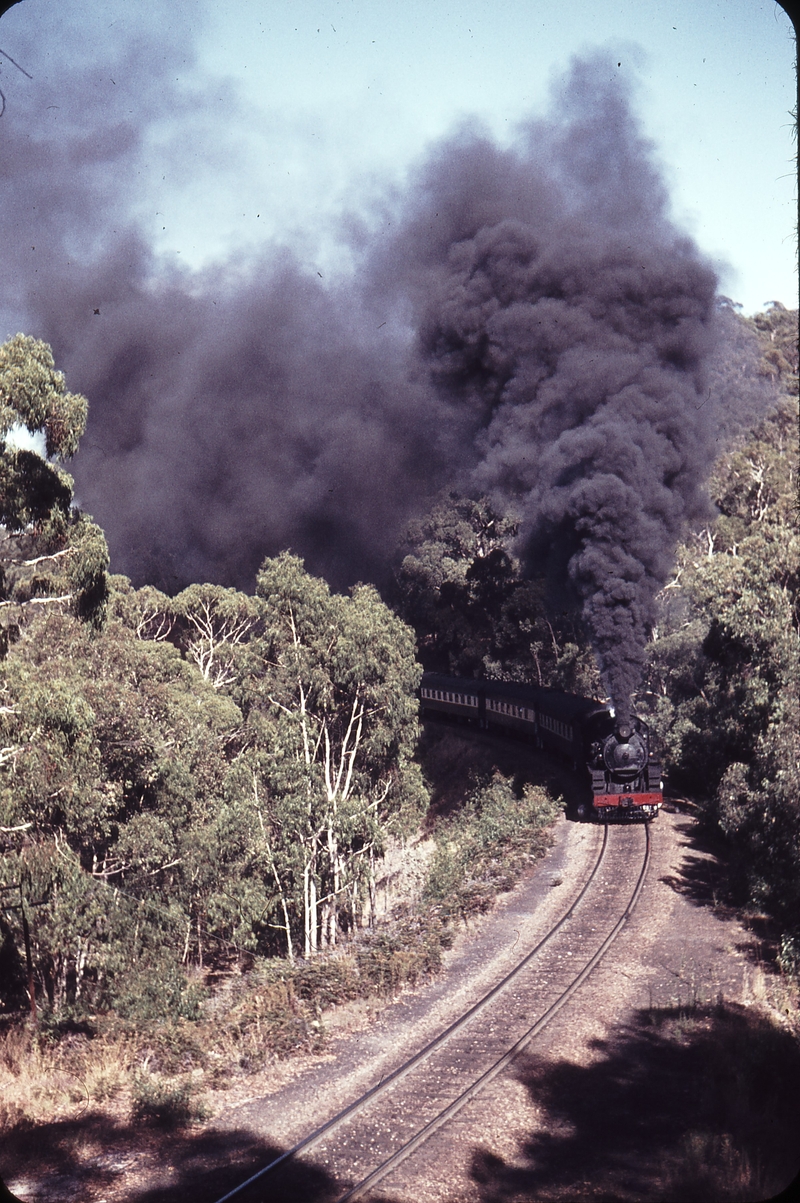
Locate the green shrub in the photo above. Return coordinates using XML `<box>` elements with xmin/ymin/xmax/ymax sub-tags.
<box><xmin>356</xmin><ymin>915</ymin><xmax>447</xmax><ymax>995</ymax></box>
<box><xmin>131</xmin><ymin>1072</ymin><xmax>206</xmax><ymax>1127</ymax></box>
<box><xmin>114</xmin><ymin>960</ymin><xmax>206</xmax><ymax>1024</ymax></box>
<box><xmin>425</xmin><ymin>773</ymin><xmax>560</xmax><ymax>920</ymax></box>
<box><xmin>221</xmin><ymin>976</ymin><xmax>318</xmax><ymax>1062</ymax></box>
<box><xmin>778</xmin><ymin>934</ymin><xmax>800</xmax><ymax>979</ymax></box>
<box><xmin>292</xmin><ymin>955</ymin><xmax>361</xmax><ymax>1007</ymax></box>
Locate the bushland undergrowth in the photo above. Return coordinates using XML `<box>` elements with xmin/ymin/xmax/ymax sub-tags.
<box><xmin>0</xmin><ymin>728</ymin><xmax>559</xmax><ymax>1137</ymax></box>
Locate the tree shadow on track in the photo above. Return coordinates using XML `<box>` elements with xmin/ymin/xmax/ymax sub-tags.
<box><xmin>463</xmin><ymin>1001</ymin><xmax>800</xmax><ymax>1203</ymax></box>
<box><xmin>0</xmin><ymin>1115</ymin><xmax>360</xmax><ymax>1203</ymax></box>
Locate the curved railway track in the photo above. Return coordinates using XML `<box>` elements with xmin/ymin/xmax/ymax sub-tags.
<box><xmin>213</xmin><ymin>819</ymin><xmax>651</xmax><ymax>1203</ymax></box>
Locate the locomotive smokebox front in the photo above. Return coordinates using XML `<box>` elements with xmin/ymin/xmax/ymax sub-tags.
<box><xmin>603</xmin><ymin>725</ymin><xmax>648</xmax><ymax>780</ymax></box>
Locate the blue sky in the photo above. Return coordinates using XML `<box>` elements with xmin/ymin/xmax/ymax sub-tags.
<box><xmin>195</xmin><ymin>0</ymin><xmax>795</xmax><ymax>314</ymax></box>
<box><xmin>1</xmin><ymin>0</ymin><xmax>796</xmax><ymax>315</ymax></box>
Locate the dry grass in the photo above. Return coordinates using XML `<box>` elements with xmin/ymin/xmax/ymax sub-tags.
<box><xmin>658</xmin><ymin>1129</ymin><xmax>773</xmax><ymax>1203</ymax></box>
<box><xmin>0</xmin><ymin>940</ymin><xmax>432</xmax><ymax>1141</ymax></box>
<box><xmin>0</xmin><ymin>1021</ymin><xmax>138</xmax><ymax>1130</ymax></box>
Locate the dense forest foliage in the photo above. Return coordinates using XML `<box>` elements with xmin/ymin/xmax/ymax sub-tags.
<box><xmin>640</xmin><ymin>303</ymin><xmax>799</xmax><ymax>968</ymax></box>
<box><xmin>0</xmin><ymin>302</ymin><xmax>797</xmax><ymax>1034</ymax></box>
<box><xmin>394</xmin><ymin>301</ymin><xmax>799</xmax><ymax>960</ymax></box>
<box><xmin>0</xmin><ymin>341</ymin><xmax>428</xmax><ymax>1017</ymax></box>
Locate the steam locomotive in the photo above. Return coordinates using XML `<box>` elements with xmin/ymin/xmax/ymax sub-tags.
<box><xmin>419</xmin><ymin>672</ymin><xmax>662</xmax><ymax>820</ymax></box>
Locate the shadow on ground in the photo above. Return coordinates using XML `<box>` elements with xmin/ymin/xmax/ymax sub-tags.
<box><xmin>463</xmin><ymin>1001</ymin><xmax>800</xmax><ymax>1203</ymax></box>
<box><xmin>659</xmin><ymin>815</ymin><xmax>786</xmax><ymax>973</ymax></box>
<box><xmin>0</xmin><ymin>1115</ymin><xmax>387</xmax><ymax>1203</ymax></box>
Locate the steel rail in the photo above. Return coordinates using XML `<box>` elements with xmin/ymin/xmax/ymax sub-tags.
<box><xmin>337</xmin><ymin>821</ymin><xmax>651</xmax><ymax>1202</ymax></box>
<box><xmin>210</xmin><ymin>821</ymin><xmax>610</xmax><ymax>1203</ymax></box>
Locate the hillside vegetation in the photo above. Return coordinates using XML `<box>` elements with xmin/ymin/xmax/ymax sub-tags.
<box><xmin>394</xmin><ymin>302</ymin><xmax>799</xmax><ymax>964</ymax></box>
<box><xmin>0</xmin><ymin>305</ymin><xmax>797</xmax><ymax>1147</ymax></box>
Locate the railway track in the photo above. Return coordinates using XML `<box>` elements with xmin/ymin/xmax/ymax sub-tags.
<box><xmin>212</xmin><ymin>819</ymin><xmax>651</xmax><ymax>1203</ymax></box>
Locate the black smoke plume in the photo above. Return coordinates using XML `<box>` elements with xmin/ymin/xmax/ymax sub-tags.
<box><xmin>0</xmin><ymin>9</ymin><xmax>444</xmax><ymax>592</ymax></box>
<box><xmin>371</xmin><ymin>57</ymin><xmax>720</xmax><ymax>719</ymax></box>
<box><xmin>3</xmin><ymin>15</ymin><xmax>748</xmax><ymax>716</ymax></box>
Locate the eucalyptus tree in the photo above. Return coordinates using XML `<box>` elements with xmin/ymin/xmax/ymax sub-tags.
<box><xmin>640</xmin><ymin>394</ymin><xmax>799</xmax><ymax>953</ymax></box>
<box><xmin>0</xmin><ymin>593</ymin><xmax>243</xmax><ymax>1012</ymax></box>
<box><xmin>393</xmin><ymin>492</ymin><xmax>598</xmax><ymax>690</ymax></box>
<box><xmin>0</xmin><ymin>334</ymin><xmax>109</xmax><ymax>637</ymax></box>
<box><xmin>171</xmin><ymin>582</ymin><xmax>260</xmax><ymax>690</ymax></box>
<box><xmin>231</xmin><ymin>553</ymin><xmax>427</xmax><ymax>958</ymax></box>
